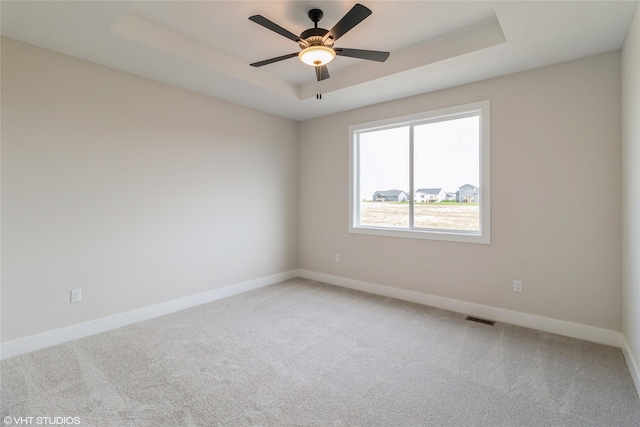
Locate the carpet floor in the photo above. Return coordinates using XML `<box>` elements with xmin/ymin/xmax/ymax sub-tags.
<box><xmin>1</xmin><ymin>278</ymin><xmax>639</xmax><ymax>426</ymax></box>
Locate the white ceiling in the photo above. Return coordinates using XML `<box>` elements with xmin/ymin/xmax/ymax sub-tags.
<box><xmin>1</xmin><ymin>1</ymin><xmax>638</xmax><ymax>121</ymax></box>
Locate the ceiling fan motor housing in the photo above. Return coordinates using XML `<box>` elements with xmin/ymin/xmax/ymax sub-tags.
<box><xmin>300</xmin><ymin>8</ymin><xmax>333</xmax><ymax>48</ymax></box>
<box><xmin>299</xmin><ymin>9</ymin><xmax>333</xmax><ymax>49</ymax></box>
<box><xmin>299</xmin><ymin>29</ymin><xmax>332</xmax><ymax>48</ymax></box>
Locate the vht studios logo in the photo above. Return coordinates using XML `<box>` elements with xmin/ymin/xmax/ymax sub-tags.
<box><xmin>3</xmin><ymin>416</ymin><xmax>81</xmax><ymax>425</ymax></box>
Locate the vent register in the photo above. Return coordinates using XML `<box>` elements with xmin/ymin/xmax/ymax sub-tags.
<box><xmin>464</xmin><ymin>316</ymin><xmax>496</xmax><ymax>326</ymax></box>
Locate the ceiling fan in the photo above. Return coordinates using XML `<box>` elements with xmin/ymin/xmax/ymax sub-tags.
<box><xmin>249</xmin><ymin>3</ymin><xmax>390</xmax><ymax>97</ymax></box>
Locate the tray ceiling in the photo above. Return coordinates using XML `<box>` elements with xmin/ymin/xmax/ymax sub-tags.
<box><xmin>1</xmin><ymin>1</ymin><xmax>637</xmax><ymax>120</ymax></box>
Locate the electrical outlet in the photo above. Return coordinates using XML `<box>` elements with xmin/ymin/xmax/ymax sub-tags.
<box><xmin>335</xmin><ymin>254</ymin><xmax>340</xmax><ymax>263</ymax></box>
<box><xmin>262</xmin><ymin>255</ymin><xmax>268</xmax><ymax>264</ymax></box>
<box><xmin>513</xmin><ymin>280</ymin><xmax>523</xmax><ymax>293</ymax></box>
<box><xmin>70</xmin><ymin>289</ymin><xmax>82</xmax><ymax>303</ymax></box>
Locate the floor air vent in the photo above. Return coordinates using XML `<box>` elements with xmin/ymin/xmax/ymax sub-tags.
<box><xmin>465</xmin><ymin>316</ymin><xmax>496</xmax><ymax>326</ymax></box>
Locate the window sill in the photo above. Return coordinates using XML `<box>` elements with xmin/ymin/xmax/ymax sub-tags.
<box><xmin>349</xmin><ymin>225</ymin><xmax>490</xmax><ymax>244</ymax></box>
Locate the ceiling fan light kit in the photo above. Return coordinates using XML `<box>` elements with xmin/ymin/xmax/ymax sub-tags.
<box><xmin>249</xmin><ymin>3</ymin><xmax>390</xmax><ymax>99</ymax></box>
<box><xmin>299</xmin><ymin>45</ymin><xmax>336</xmax><ymax>66</ymax></box>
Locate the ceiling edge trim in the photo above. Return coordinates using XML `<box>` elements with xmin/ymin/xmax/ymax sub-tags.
<box><xmin>299</xmin><ymin>18</ymin><xmax>506</xmax><ymax>100</ymax></box>
<box><xmin>111</xmin><ymin>12</ymin><xmax>299</xmax><ymax>100</ymax></box>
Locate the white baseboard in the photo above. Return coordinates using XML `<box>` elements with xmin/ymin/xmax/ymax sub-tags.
<box><xmin>0</xmin><ymin>270</ymin><xmax>298</xmax><ymax>360</ymax></box>
<box><xmin>1</xmin><ymin>269</ymin><xmax>625</xmax><ymax>362</ymax></box>
<box><xmin>297</xmin><ymin>269</ymin><xmax>623</xmax><ymax>348</ymax></box>
<box><xmin>622</xmin><ymin>335</ymin><xmax>640</xmax><ymax>400</ymax></box>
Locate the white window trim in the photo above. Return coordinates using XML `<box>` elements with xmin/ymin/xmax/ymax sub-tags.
<box><xmin>348</xmin><ymin>100</ymin><xmax>491</xmax><ymax>244</ymax></box>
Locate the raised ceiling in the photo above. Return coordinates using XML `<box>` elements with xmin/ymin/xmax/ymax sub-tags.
<box><xmin>1</xmin><ymin>1</ymin><xmax>638</xmax><ymax>121</ymax></box>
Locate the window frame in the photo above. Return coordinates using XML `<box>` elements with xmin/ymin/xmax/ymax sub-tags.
<box><xmin>348</xmin><ymin>100</ymin><xmax>491</xmax><ymax>244</ymax></box>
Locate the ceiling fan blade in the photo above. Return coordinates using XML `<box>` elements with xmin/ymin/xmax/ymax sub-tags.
<box><xmin>322</xmin><ymin>4</ymin><xmax>372</xmax><ymax>44</ymax></box>
<box><xmin>335</xmin><ymin>48</ymin><xmax>390</xmax><ymax>62</ymax></box>
<box><xmin>315</xmin><ymin>65</ymin><xmax>330</xmax><ymax>81</ymax></box>
<box><xmin>249</xmin><ymin>15</ymin><xmax>302</xmax><ymax>43</ymax></box>
<box><xmin>250</xmin><ymin>52</ymin><xmax>299</xmax><ymax>67</ymax></box>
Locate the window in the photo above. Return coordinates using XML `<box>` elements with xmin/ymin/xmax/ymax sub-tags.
<box><xmin>349</xmin><ymin>100</ymin><xmax>490</xmax><ymax>244</ymax></box>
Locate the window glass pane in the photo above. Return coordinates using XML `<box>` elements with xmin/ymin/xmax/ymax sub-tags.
<box><xmin>358</xmin><ymin>126</ymin><xmax>410</xmax><ymax>228</ymax></box>
<box><xmin>413</xmin><ymin>116</ymin><xmax>480</xmax><ymax>231</ymax></box>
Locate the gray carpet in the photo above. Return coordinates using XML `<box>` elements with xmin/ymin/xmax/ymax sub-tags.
<box><xmin>1</xmin><ymin>278</ymin><xmax>639</xmax><ymax>426</ymax></box>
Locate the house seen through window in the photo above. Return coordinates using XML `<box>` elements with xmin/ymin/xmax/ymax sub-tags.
<box><xmin>349</xmin><ymin>101</ymin><xmax>490</xmax><ymax>244</ymax></box>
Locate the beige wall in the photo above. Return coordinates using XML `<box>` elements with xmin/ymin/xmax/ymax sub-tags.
<box><xmin>299</xmin><ymin>51</ymin><xmax>622</xmax><ymax>331</ymax></box>
<box><xmin>622</xmin><ymin>7</ymin><xmax>640</xmax><ymax>378</ymax></box>
<box><xmin>1</xmin><ymin>38</ymin><xmax>299</xmax><ymax>342</ymax></box>
<box><xmin>0</xmin><ymin>36</ymin><xmax>627</xmax><ymax>344</ymax></box>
